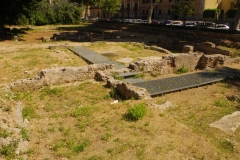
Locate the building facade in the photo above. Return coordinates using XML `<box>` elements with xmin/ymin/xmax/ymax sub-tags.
<box><xmin>88</xmin><ymin>0</ymin><xmax>236</xmax><ymax>21</ymax></box>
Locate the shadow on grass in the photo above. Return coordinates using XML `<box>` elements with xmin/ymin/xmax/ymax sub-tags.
<box><xmin>0</xmin><ymin>27</ymin><xmax>32</xmax><ymax>42</ymax></box>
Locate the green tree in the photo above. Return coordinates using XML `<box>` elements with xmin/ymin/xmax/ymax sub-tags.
<box><xmin>175</xmin><ymin>0</ymin><xmax>194</xmax><ymax>26</ymax></box>
<box><xmin>100</xmin><ymin>0</ymin><xmax>121</xmax><ymax>17</ymax></box>
<box><xmin>230</xmin><ymin>0</ymin><xmax>240</xmax><ymax>30</ymax></box>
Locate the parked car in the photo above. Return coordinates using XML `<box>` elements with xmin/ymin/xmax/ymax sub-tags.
<box><xmin>207</xmin><ymin>24</ymin><xmax>230</xmax><ymax>30</ymax></box>
<box><xmin>185</xmin><ymin>22</ymin><xmax>197</xmax><ymax>27</ymax></box>
<box><xmin>167</xmin><ymin>21</ymin><xmax>183</xmax><ymax>26</ymax></box>
<box><xmin>151</xmin><ymin>20</ymin><xmax>159</xmax><ymax>24</ymax></box>
<box><xmin>215</xmin><ymin>24</ymin><xmax>230</xmax><ymax>30</ymax></box>
<box><xmin>111</xmin><ymin>18</ymin><xmax>121</xmax><ymax>23</ymax></box>
<box><xmin>197</xmin><ymin>21</ymin><xmax>215</xmax><ymax>28</ymax></box>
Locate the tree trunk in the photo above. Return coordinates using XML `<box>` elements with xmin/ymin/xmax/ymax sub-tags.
<box><xmin>147</xmin><ymin>1</ymin><xmax>154</xmax><ymax>24</ymax></box>
<box><xmin>230</xmin><ymin>2</ymin><xmax>240</xmax><ymax>30</ymax></box>
<box><xmin>84</xmin><ymin>6</ymin><xmax>89</xmax><ymax>20</ymax></box>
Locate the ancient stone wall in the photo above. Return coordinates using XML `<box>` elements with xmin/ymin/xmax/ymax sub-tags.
<box><xmin>193</xmin><ymin>42</ymin><xmax>232</xmax><ymax>56</ymax></box>
<box><xmin>163</xmin><ymin>53</ymin><xmax>203</xmax><ymax>71</ymax></box>
<box><xmin>106</xmin><ymin>78</ymin><xmax>151</xmax><ymax>100</ymax></box>
<box><xmin>129</xmin><ymin>52</ymin><xmax>231</xmax><ymax>75</ymax></box>
<box><xmin>10</xmin><ymin>64</ymin><xmax>114</xmax><ymax>91</ymax></box>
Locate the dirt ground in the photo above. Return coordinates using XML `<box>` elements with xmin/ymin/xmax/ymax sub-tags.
<box><xmin>1</xmin><ymin>25</ymin><xmax>240</xmax><ymax>159</ymax></box>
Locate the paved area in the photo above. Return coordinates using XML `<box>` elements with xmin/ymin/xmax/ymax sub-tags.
<box><xmin>133</xmin><ymin>67</ymin><xmax>240</xmax><ymax>96</ymax></box>
<box><xmin>69</xmin><ymin>46</ymin><xmax>126</xmax><ymax>69</ymax></box>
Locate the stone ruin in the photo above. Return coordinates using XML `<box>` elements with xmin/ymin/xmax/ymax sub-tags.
<box><xmin>8</xmin><ymin>43</ymin><xmax>240</xmax><ymax>100</ymax></box>
<box><xmin>129</xmin><ymin>43</ymin><xmax>238</xmax><ymax>75</ymax></box>
<box><xmin>10</xmin><ymin>64</ymin><xmax>150</xmax><ymax>100</ymax></box>
<box><xmin>53</xmin><ymin>32</ymin><xmax>89</xmax><ymax>41</ymax></box>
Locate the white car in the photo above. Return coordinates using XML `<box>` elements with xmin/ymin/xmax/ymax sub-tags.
<box><xmin>166</xmin><ymin>21</ymin><xmax>183</xmax><ymax>26</ymax></box>
<box><xmin>208</xmin><ymin>24</ymin><xmax>230</xmax><ymax>30</ymax></box>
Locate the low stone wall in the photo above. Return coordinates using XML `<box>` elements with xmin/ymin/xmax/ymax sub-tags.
<box><xmin>10</xmin><ymin>64</ymin><xmax>114</xmax><ymax>91</ymax></box>
<box><xmin>163</xmin><ymin>53</ymin><xmax>203</xmax><ymax>71</ymax></box>
<box><xmin>193</xmin><ymin>42</ymin><xmax>232</xmax><ymax>56</ymax></box>
<box><xmin>53</xmin><ymin>32</ymin><xmax>89</xmax><ymax>40</ymax></box>
<box><xmin>197</xmin><ymin>54</ymin><xmax>228</xmax><ymax>69</ymax></box>
<box><xmin>129</xmin><ymin>52</ymin><xmax>230</xmax><ymax>75</ymax></box>
<box><xmin>106</xmin><ymin>78</ymin><xmax>151</xmax><ymax>100</ymax></box>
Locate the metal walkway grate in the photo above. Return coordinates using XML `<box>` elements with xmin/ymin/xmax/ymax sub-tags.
<box><xmin>133</xmin><ymin>68</ymin><xmax>240</xmax><ymax>96</ymax></box>
<box><xmin>69</xmin><ymin>46</ymin><xmax>126</xmax><ymax>69</ymax></box>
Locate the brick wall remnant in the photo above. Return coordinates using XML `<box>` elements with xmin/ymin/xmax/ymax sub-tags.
<box><xmin>107</xmin><ymin>78</ymin><xmax>151</xmax><ymax>100</ymax></box>
<box><xmin>194</xmin><ymin>42</ymin><xmax>232</xmax><ymax>56</ymax></box>
<box><xmin>10</xmin><ymin>64</ymin><xmax>115</xmax><ymax>91</ymax></box>
<box><xmin>163</xmin><ymin>53</ymin><xmax>203</xmax><ymax>71</ymax></box>
<box><xmin>196</xmin><ymin>54</ymin><xmax>228</xmax><ymax>69</ymax></box>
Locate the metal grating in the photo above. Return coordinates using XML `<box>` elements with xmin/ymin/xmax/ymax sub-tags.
<box><xmin>69</xmin><ymin>46</ymin><xmax>126</xmax><ymax>69</ymax></box>
<box><xmin>133</xmin><ymin>68</ymin><xmax>240</xmax><ymax>96</ymax></box>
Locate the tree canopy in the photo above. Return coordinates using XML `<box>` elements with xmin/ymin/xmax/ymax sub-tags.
<box><xmin>0</xmin><ymin>0</ymin><xmax>83</xmax><ymax>26</ymax></box>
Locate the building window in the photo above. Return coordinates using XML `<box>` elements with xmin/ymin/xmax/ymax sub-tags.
<box><xmin>135</xmin><ymin>3</ymin><xmax>137</xmax><ymax>10</ymax></box>
<box><xmin>169</xmin><ymin>0</ymin><xmax>172</xmax><ymax>2</ymax></box>
<box><xmin>168</xmin><ymin>9</ymin><xmax>171</xmax><ymax>15</ymax></box>
<box><xmin>143</xmin><ymin>10</ymin><xmax>145</xmax><ymax>15</ymax></box>
<box><xmin>159</xmin><ymin>9</ymin><xmax>161</xmax><ymax>15</ymax></box>
<box><xmin>146</xmin><ymin>10</ymin><xmax>149</xmax><ymax>16</ymax></box>
<box><xmin>127</xmin><ymin>3</ymin><xmax>130</xmax><ymax>10</ymax></box>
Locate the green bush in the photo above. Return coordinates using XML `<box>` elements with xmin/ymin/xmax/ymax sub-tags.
<box><xmin>203</xmin><ymin>9</ymin><xmax>220</xmax><ymax>18</ymax></box>
<box><xmin>125</xmin><ymin>103</ymin><xmax>147</xmax><ymax>121</ymax></box>
<box><xmin>226</xmin><ymin>9</ymin><xmax>238</xmax><ymax>18</ymax></box>
<box><xmin>176</xmin><ymin>65</ymin><xmax>188</xmax><ymax>74</ymax></box>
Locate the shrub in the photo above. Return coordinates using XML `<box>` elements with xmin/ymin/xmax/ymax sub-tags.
<box><xmin>176</xmin><ymin>65</ymin><xmax>188</xmax><ymax>74</ymax></box>
<box><xmin>226</xmin><ymin>9</ymin><xmax>238</xmax><ymax>18</ymax></box>
<box><xmin>125</xmin><ymin>103</ymin><xmax>147</xmax><ymax>121</ymax></box>
<box><xmin>203</xmin><ymin>9</ymin><xmax>220</xmax><ymax>18</ymax></box>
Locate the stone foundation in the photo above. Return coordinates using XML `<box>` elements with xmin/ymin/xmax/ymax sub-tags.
<box><xmin>10</xmin><ymin>64</ymin><xmax>115</xmax><ymax>91</ymax></box>
<box><xmin>129</xmin><ymin>52</ymin><xmax>230</xmax><ymax>75</ymax></box>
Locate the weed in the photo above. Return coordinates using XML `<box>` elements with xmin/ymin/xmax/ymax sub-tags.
<box><xmin>44</xmin><ymin>103</ymin><xmax>54</xmax><ymax>112</ymax></box>
<box><xmin>134</xmin><ymin>73</ymin><xmax>145</xmax><ymax>79</ymax></box>
<box><xmin>74</xmin><ymin>141</ymin><xmax>89</xmax><ymax>153</ymax></box>
<box><xmin>115</xmin><ymin>76</ymin><xmax>124</xmax><ymax>81</ymax></box>
<box><xmin>144</xmin><ymin>121</ymin><xmax>150</xmax><ymax>126</ymax></box>
<box><xmin>40</xmin><ymin>86</ymin><xmax>63</xmax><ymax>99</ymax></box>
<box><xmin>106</xmin><ymin>148</ymin><xmax>114</xmax><ymax>154</ymax></box>
<box><xmin>70</xmin><ymin>106</ymin><xmax>93</xmax><ymax>117</ymax></box>
<box><xmin>214</xmin><ymin>99</ymin><xmax>230</xmax><ymax>107</ymax></box>
<box><xmin>176</xmin><ymin>65</ymin><xmax>188</xmax><ymax>74</ymax></box>
<box><xmin>48</xmin><ymin>127</ymin><xmax>55</xmax><ymax>132</ymax></box>
<box><xmin>78</xmin><ymin>81</ymin><xmax>91</xmax><ymax>90</ymax></box>
<box><xmin>3</xmin><ymin>106</ymin><xmax>12</xmax><ymax>112</ymax></box>
<box><xmin>20</xmin><ymin>128</ymin><xmax>29</xmax><ymax>141</ymax></box>
<box><xmin>123</xmin><ymin>103</ymin><xmax>147</xmax><ymax>121</ymax></box>
<box><xmin>63</xmin><ymin>127</ymin><xmax>71</xmax><ymax>136</ymax></box>
<box><xmin>0</xmin><ymin>140</ymin><xmax>18</xmax><ymax>159</ymax></box>
<box><xmin>219</xmin><ymin>140</ymin><xmax>234</xmax><ymax>153</ymax></box>
<box><xmin>113</xmin><ymin>138</ymin><xmax>120</xmax><ymax>142</ymax></box>
<box><xmin>103</xmin><ymin>94</ymin><xmax>111</xmax><ymax>99</ymax></box>
<box><xmin>0</xmin><ymin>128</ymin><xmax>10</xmax><ymax>138</ymax></box>
<box><xmin>109</xmin><ymin>88</ymin><xmax>120</xmax><ymax>99</ymax></box>
<box><xmin>88</xmin><ymin>156</ymin><xmax>101</xmax><ymax>160</ymax></box>
<box><xmin>159</xmin><ymin>113</ymin><xmax>165</xmax><ymax>117</ymax></box>
<box><xmin>101</xmin><ymin>133</ymin><xmax>112</xmax><ymax>141</ymax></box>
<box><xmin>151</xmin><ymin>73</ymin><xmax>159</xmax><ymax>77</ymax></box>
<box><xmin>22</xmin><ymin>105</ymin><xmax>37</xmax><ymax>119</ymax></box>
<box><xmin>58</xmin><ymin>126</ymin><xmax>64</xmax><ymax>132</ymax></box>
